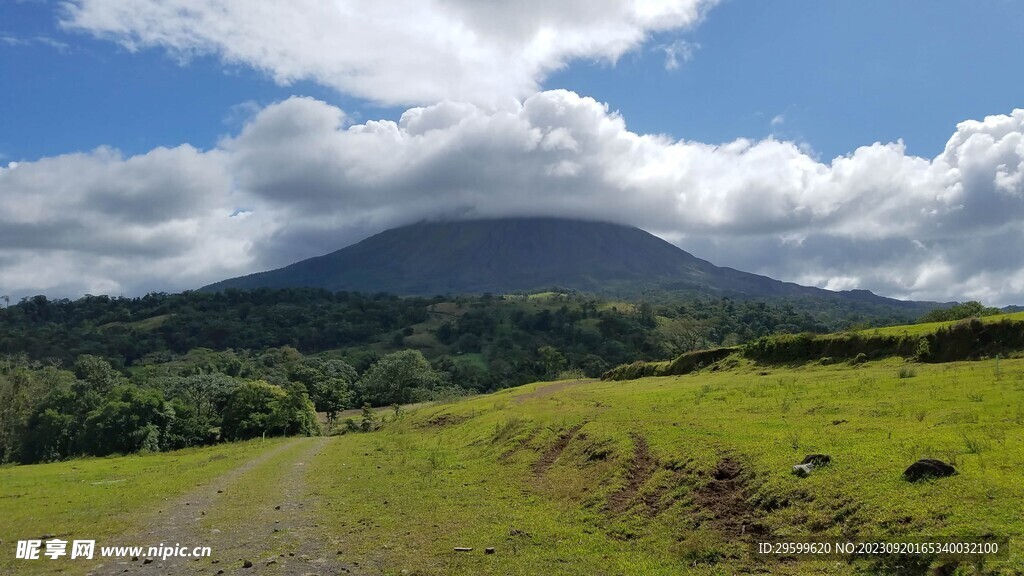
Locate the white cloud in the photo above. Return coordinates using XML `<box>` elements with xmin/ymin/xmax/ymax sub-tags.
<box><xmin>660</xmin><ymin>40</ymin><xmax>700</xmax><ymax>71</ymax></box>
<box><xmin>61</xmin><ymin>0</ymin><xmax>715</xmax><ymax>106</ymax></box>
<box><xmin>2</xmin><ymin>94</ymin><xmax>1024</xmax><ymax>304</ymax></box>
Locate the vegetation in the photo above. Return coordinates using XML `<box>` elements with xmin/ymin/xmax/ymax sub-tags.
<box><xmin>4</xmin><ymin>355</ymin><xmax>1023</xmax><ymax>575</ymax></box>
<box><xmin>0</xmin><ymin>288</ymin><xmax>926</xmax><ymax>391</ymax></box>
<box><xmin>0</xmin><ymin>289</ymin><xmax>1008</xmax><ymax>465</ymax></box>
<box><xmin>918</xmin><ymin>301</ymin><xmax>1001</xmax><ymax>323</ymax></box>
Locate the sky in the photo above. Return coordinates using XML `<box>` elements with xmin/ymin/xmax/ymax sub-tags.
<box><xmin>1</xmin><ymin>0</ymin><xmax>1023</xmax><ymax>305</ymax></box>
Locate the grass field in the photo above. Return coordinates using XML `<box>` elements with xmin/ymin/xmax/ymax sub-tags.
<box><xmin>860</xmin><ymin>311</ymin><xmax>1024</xmax><ymax>338</ymax></box>
<box><xmin>3</xmin><ymin>355</ymin><xmax>1023</xmax><ymax>574</ymax></box>
<box><xmin>0</xmin><ymin>437</ymin><xmax>288</xmax><ymax>574</ymax></box>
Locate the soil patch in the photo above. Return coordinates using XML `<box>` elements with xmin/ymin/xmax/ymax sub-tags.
<box><xmin>532</xmin><ymin>423</ymin><xmax>586</xmax><ymax>475</ymax></box>
<box><xmin>604</xmin><ymin>434</ymin><xmax>657</xmax><ymax>514</ymax></box>
<box><xmin>692</xmin><ymin>456</ymin><xmax>765</xmax><ymax>538</ymax></box>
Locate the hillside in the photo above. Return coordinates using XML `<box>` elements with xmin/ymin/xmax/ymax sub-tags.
<box><xmin>3</xmin><ymin>355</ymin><xmax>1021</xmax><ymax>575</ymax></box>
<box><xmin>201</xmin><ymin>218</ymin><xmax>939</xmax><ymax>313</ymax></box>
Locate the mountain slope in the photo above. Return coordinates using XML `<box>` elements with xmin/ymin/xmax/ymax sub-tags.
<box><xmin>201</xmin><ymin>218</ymin><xmax>932</xmax><ymax>310</ymax></box>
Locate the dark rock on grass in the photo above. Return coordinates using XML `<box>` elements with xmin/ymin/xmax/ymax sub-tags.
<box><xmin>142</xmin><ymin>558</ymin><xmax>153</xmax><ymax>565</ymax></box>
<box><xmin>904</xmin><ymin>459</ymin><xmax>956</xmax><ymax>481</ymax></box>
<box><xmin>792</xmin><ymin>454</ymin><xmax>831</xmax><ymax>477</ymax></box>
<box><xmin>485</xmin><ymin>547</ymin><xmax>496</xmax><ymax>555</ymax></box>
<box><xmin>801</xmin><ymin>454</ymin><xmax>831</xmax><ymax>467</ymax></box>
<box><xmin>791</xmin><ymin>463</ymin><xmax>815</xmax><ymax>477</ymax></box>
<box><xmin>243</xmin><ymin>559</ymin><xmax>254</xmax><ymax>568</ymax></box>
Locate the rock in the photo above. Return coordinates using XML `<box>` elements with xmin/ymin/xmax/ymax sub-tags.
<box><xmin>131</xmin><ymin>556</ymin><xmax>139</xmax><ymax>561</ymax></box>
<box><xmin>216</xmin><ymin>571</ymin><xmax>224</xmax><ymax>575</ymax></box>
<box><xmin>792</xmin><ymin>463</ymin><xmax>815</xmax><ymax>477</ymax></box>
<box><xmin>801</xmin><ymin>454</ymin><xmax>831</xmax><ymax>467</ymax></box>
<box><xmin>142</xmin><ymin>558</ymin><xmax>153</xmax><ymax>565</ymax></box>
<box><xmin>274</xmin><ymin>505</ymin><xmax>281</xmax><ymax>510</ymax></box>
<box><xmin>243</xmin><ymin>559</ymin><xmax>254</xmax><ymax>568</ymax></box>
<box><xmin>454</xmin><ymin>547</ymin><xmax>473</xmax><ymax>552</ymax></box>
<box><xmin>904</xmin><ymin>459</ymin><xmax>956</xmax><ymax>481</ymax></box>
<box><xmin>485</xmin><ymin>547</ymin><xmax>496</xmax><ymax>555</ymax></box>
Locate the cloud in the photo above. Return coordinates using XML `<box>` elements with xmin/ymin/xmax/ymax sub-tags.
<box><xmin>2</xmin><ymin>93</ymin><xmax>1024</xmax><ymax>304</ymax></box>
<box><xmin>0</xmin><ymin>34</ymin><xmax>70</xmax><ymax>52</ymax></box>
<box><xmin>60</xmin><ymin>0</ymin><xmax>715</xmax><ymax>106</ymax></box>
<box><xmin>660</xmin><ymin>40</ymin><xmax>700</xmax><ymax>71</ymax></box>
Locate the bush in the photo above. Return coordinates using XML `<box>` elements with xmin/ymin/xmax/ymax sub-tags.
<box><xmin>897</xmin><ymin>366</ymin><xmax>917</xmax><ymax>379</ymax></box>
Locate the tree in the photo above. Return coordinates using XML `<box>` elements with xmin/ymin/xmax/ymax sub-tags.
<box><xmin>23</xmin><ymin>408</ymin><xmax>76</xmax><ymax>463</ymax></box>
<box><xmin>82</xmin><ymin>386</ymin><xmax>174</xmax><ymax>456</ymax></box>
<box><xmin>537</xmin><ymin>346</ymin><xmax>567</xmax><ymax>379</ymax></box>
<box><xmin>158</xmin><ymin>374</ymin><xmax>239</xmax><ymax>448</ymax></box>
<box><xmin>268</xmin><ymin>382</ymin><xmax>319</xmax><ymax>437</ymax></box>
<box><xmin>221</xmin><ymin>380</ymin><xmax>285</xmax><ymax>440</ymax></box>
<box><xmin>660</xmin><ymin>320</ymin><xmax>710</xmax><ymax>356</ymax></box>
<box><xmin>0</xmin><ymin>368</ymin><xmax>45</xmax><ymax>462</ymax></box>
<box><xmin>357</xmin><ymin>350</ymin><xmax>442</xmax><ymax>406</ymax></box>
<box><xmin>73</xmin><ymin>355</ymin><xmax>128</xmax><ymax>394</ymax></box>
<box><xmin>221</xmin><ymin>380</ymin><xmax>318</xmax><ymax>440</ymax></box>
<box><xmin>919</xmin><ymin>301</ymin><xmax>1000</xmax><ymax>323</ymax></box>
<box><xmin>288</xmin><ymin>358</ymin><xmax>357</xmax><ymax>423</ymax></box>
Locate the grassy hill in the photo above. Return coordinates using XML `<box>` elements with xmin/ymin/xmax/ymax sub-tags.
<box><xmin>3</xmin><ymin>352</ymin><xmax>1022</xmax><ymax>575</ymax></box>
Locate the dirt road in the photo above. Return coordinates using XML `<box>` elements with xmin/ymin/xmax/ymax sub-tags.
<box><xmin>90</xmin><ymin>437</ymin><xmax>356</xmax><ymax>576</ymax></box>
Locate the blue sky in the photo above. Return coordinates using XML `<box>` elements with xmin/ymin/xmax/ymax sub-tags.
<box><xmin>2</xmin><ymin>1</ymin><xmax>1024</xmax><ymax>304</ymax></box>
<box><xmin>5</xmin><ymin>1</ymin><xmax>1022</xmax><ymax>162</ymax></box>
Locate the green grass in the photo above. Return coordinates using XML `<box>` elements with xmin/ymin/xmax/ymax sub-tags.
<box><xmin>862</xmin><ymin>311</ymin><xmax>1024</xmax><ymax>338</ymax></box>
<box><xmin>0</xmin><ymin>438</ymin><xmax>286</xmax><ymax>574</ymax></box>
<box><xmin>309</xmin><ymin>357</ymin><xmax>1024</xmax><ymax>575</ymax></box>
<box><xmin>5</xmin><ymin>356</ymin><xmax>1024</xmax><ymax>574</ymax></box>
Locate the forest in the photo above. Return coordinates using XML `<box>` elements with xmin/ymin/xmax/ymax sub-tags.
<box><xmin>0</xmin><ymin>288</ymin><xmax>934</xmax><ymax>464</ymax></box>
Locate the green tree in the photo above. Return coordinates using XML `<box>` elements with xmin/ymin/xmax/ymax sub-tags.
<box><xmin>23</xmin><ymin>408</ymin><xmax>77</xmax><ymax>463</ymax></box>
<box><xmin>538</xmin><ymin>346</ymin><xmax>567</xmax><ymax>379</ymax></box>
<box><xmin>221</xmin><ymin>380</ymin><xmax>285</xmax><ymax>440</ymax></box>
<box><xmin>357</xmin><ymin>350</ymin><xmax>442</xmax><ymax>406</ymax></box>
<box><xmin>0</xmin><ymin>367</ymin><xmax>50</xmax><ymax>462</ymax></box>
<box><xmin>222</xmin><ymin>380</ymin><xmax>318</xmax><ymax>440</ymax></box>
<box><xmin>82</xmin><ymin>386</ymin><xmax>174</xmax><ymax>456</ymax></box>
<box><xmin>157</xmin><ymin>373</ymin><xmax>239</xmax><ymax>448</ymax></box>
<box><xmin>73</xmin><ymin>355</ymin><xmax>128</xmax><ymax>393</ymax></box>
<box><xmin>919</xmin><ymin>301</ymin><xmax>1000</xmax><ymax>323</ymax></box>
<box><xmin>288</xmin><ymin>358</ymin><xmax>356</xmax><ymax>423</ymax></box>
<box><xmin>268</xmin><ymin>382</ymin><xmax>319</xmax><ymax>437</ymax></box>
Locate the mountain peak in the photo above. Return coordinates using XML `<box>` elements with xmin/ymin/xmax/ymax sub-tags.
<box><xmin>201</xmin><ymin>217</ymin><xmax>925</xmax><ymax>311</ymax></box>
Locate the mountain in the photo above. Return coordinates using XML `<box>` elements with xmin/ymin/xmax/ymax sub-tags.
<box><xmin>202</xmin><ymin>217</ymin><xmax>936</xmax><ymax>311</ymax></box>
